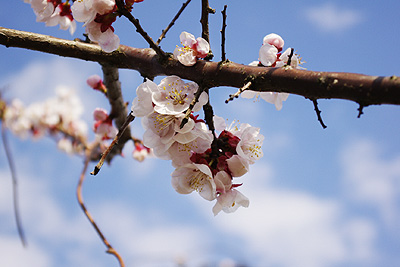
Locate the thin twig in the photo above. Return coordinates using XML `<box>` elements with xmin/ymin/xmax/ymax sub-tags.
<box><xmin>225</xmin><ymin>81</ymin><xmax>251</xmax><ymax>103</ymax></box>
<box><xmin>286</xmin><ymin>48</ymin><xmax>294</xmax><ymax>67</ymax></box>
<box><xmin>115</xmin><ymin>0</ymin><xmax>166</xmax><ymax>58</ymax></box>
<box><xmin>156</xmin><ymin>0</ymin><xmax>192</xmax><ymax>45</ymax></box>
<box><xmin>180</xmin><ymin>85</ymin><xmax>206</xmax><ymax>129</ymax></box>
<box><xmin>357</xmin><ymin>103</ymin><xmax>365</xmax><ymax>118</ymax></box>
<box><xmin>1</xmin><ymin>124</ymin><xmax>27</xmax><ymax>247</ymax></box>
<box><xmin>220</xmin><ymin>5</ymin><xmax>228</xmax><ymax>62</ymax></box>
<box><xmin>91</xmin><ymin>112</ymin><xmax>135</xmax><ymax>175</ymax></box>
<box><xmin>200</xmin><ymin>0</ymin><xmax>215</xmax><ymax>60</ymax></box>
<box><xmin>311</xmin><ymin>99</ymin><xmax>327</xmax><ymax>129</ymax></box>
<box><xmin>202</xmin><ymin>88</ymin><xmax>216</xmax><ymax>137</ymax></box>
<box><xmin>77</xmin><ymin>155</ymin><xmax>125</xmax><ymax>267</ymax></box>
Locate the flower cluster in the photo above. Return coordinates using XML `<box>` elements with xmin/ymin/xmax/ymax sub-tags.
<box><xmin>71</xmin><ymin>0</ymin><xmax>121</xmax><ymax>52</ymax></box>
<box><xmin>131</xmin><ymin>76</ymin><xmax>264</xmax><ymax>215</ymax></box>
<box><xmin>2</xmin><ymin>86</ymin><xmax>88</xmax><ymax>154</ymax></box>
<box><xmin>26</xmin><ymin>0</ymin><xmax>144</xmax><ymax>52</ymax></box>
<box><xmin>173</xmin><ymin>32</ymin><xmax>210</xmax><ymax>66</ymax></box>
<box><xmin>243</xmin><ymin>33</ymin><xmax>303</xmax><ymax>110</ymax></box>
<box><xmin>25</xmin><ymin>0</ymin><xmax>76</xmax><ymax>34</ymax></box>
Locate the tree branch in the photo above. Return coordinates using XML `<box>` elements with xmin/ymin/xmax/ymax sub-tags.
<box><xmin>115</xmin><ymin>0</ymin><xmax>166</xmax><ymax>59</ymax></box>
<box><xmin>1</xmin><ymin>124</ymin><xmax>27</xmax><ymax>247</ymax></box>
<box><xmin>220</xmin><ymin>5</ymin><xmax>228</xmax><ymax>62</ymax></box>
<box><xmin>200</xmin><ymin>0</ymin><xmax>214</xmax><ymax>60</ymax></box>
<box><xmin>77</xmin><ymin>154</ymin><xmax>125</xmax><ymax>266</ymax></box>
<box><xmin>156</xmin><ymin>0</ymin><xmax>192</xmax><ymax>45</ymax></box>
<box><xmin>101</xmin><ymin>65</ymin><xmax>132</xmax><ymax>161</ymax></box>
<box><xmin>1</xmin><ymin>27</ymin><xmax>399</xmax><ymax>106</ymax></box>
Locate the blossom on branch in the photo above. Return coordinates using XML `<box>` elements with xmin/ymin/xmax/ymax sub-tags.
<box><xmin>243</xmin><ymin>33</ymin><xmax>303</xmax><ymax>110</ymax></box>
<box><xmin>71</xmin><ymin>0</ymin><xmax>120</xmax><ymax>52</ymax></box>
<box><xmin>2</xmin><ymin>86</ymin><xmax>88</xmax><ymax>154</ymax></box>
<box><xmin>173</xmin><ymin>32</ymin><xmax>210</xmax><ymax>66</ymax></box>
<box><xmin>26</xmin><ymin>0</ymin><xmax>76</xmax><ymax>34</ymax></box>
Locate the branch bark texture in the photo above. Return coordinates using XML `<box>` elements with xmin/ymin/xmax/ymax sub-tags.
<box><xmin>1</xmin><ymin>27</ymin><xmax>399</xmax><ymax>106</ymax></box>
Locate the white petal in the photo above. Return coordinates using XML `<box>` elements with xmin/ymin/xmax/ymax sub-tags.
<box><xmin>226</xmin><ymin>155</ymin><xmax>249</xmax><ymax>177</ymax></box>
<box><xmin>259</xmin><ymin>43</ymin><xmax>278</xmax><ymax>66</ymax></box>
<box><xmin>179</xmin><ymin>31</ymin><xmax>196</xmax><ymax>47</ymax></box>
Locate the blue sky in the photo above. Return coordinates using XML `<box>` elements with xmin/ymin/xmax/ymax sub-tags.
<box><xmin>1</xmin><ymin>1</ymin><xmax>400</xmax><ymax>266</ymax></box>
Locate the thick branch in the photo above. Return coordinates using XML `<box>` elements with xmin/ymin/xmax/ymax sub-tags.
<box><xmin>101</xmin><ymin>65</ymin><xmax>131</xmax><ymax>161</ymax></box>
<box><xmin>1</xmin><ymin>27</ymin><xmax>400</xmax><ymax>106</ymax></box>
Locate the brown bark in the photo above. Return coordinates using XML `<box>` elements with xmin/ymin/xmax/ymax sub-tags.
<box><xmin>1</xmin><ymin>27</ymin><xmax>399</xmax><ymax>106</ymax></box>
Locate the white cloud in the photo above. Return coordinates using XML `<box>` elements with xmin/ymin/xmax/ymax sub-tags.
<box><xmin>304</xmin><ymin>3</ymin><xmax>364</xmax><ymax>32</ymax></box>
<box><xmin>93</xmin><ymin>202</ymin><xmax>212</xmax><ymax>267</ymax></box>
<box><xmin>340</xmin><ymin>139</ymin><xmax>400</xmax><ymax>226</ymax></box>
<box><xmin>0</xmin><ymin>237</ymin><xmax>51</xmax><ymax>267</ymax></box>
<box><xmin>0</xmin><ymin>167</ymin><xmax>213</xmax><ymax>267</ymax></box>
<box><xmin>0</xmin><ymin>57</ymin><xmax>122</xmax><ymax>123</ymax></box>
<box><xmin>196</xmin><ymin>162</ymin><xmax>379</xmax><ymax>267</ymax></box>
<box><xmin>1</xmin><ymin>58</ymin><xmax>96</xmax><ymax>103</ymax></box>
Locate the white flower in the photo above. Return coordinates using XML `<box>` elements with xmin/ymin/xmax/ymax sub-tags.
<box><xmin>226</xmin><ymin>155</ymin><xmax>249</xmax><ymax>177</ymax></box>
<box><xmin>85</xmin><ymin>20</ymin><xmax>120</xmax><ymax>53</ymax></box>
<box><xmin>152</xmin><ymin>76</ymin><xmax>208</xmax><ymax>115</ymax></box>
<box><xmin>173</xmin><ymin>31</ymin><xmax>210</xmax><ymax>66</ymax></box>
<box><xmin>168</xmin><ymin>121</ymin><xmax>213</xmax><ymax>167</ymax></box>
<box><xmin>28</xmin><ymin>0</ymin><xmax>76</xmax><ymax>34</ymax></box>
<box><xmin>131</xmin><ymin>79</ymin><xmax>159</xmax><ymax>117</ymax></box>
<box><xmin>30</xmin><ymin>0</ymin><xmax>55</xmax><ymax>23</ymax></box>
<box><xmin>275</xmin><ymin>48</ymin><xmax>300</xmax><ymax>69</ymax></box>
<box><xmin>243</xmin><ymin>33</ymin><xmax>304</xmax><ymax>110</ymax></box>
<box><xmin>241</xmin><ymin>90</ymin><xmax>289</xmax><ymax>111</ymax></box>
<box><xmin>71</xmin><ymin>0</ymin><xmax>115</xmax><ymax>24</ymax></box>
<box><xmin>141</xmin><ymin>111</ymin><xmax>195</xmax><ymax>158</ymax></box>
<box><xmin>72</xmin><ymin>0</ymin><xmax>119</xmax><ymax>52</ymax></box>
<box><xmin>45</xmin><ymin>4</ymin><xmax>76</xmax><ymax>34</ymax></box>
<box><xmin>235</xmin><ymin>124</ymin><xmax>264</xmax><ymax>165</ymax></box>
<box><xmin>142</xmin><ymin>111</ymin><xmax>193</xmax><ymax>140</ymax></box>
<box><xmin>214</xmin><ymin>171</ymin><xmax>232</xmax><ymax>194</ymax></box>
<box><xmin>212</xmin><ymin>189</ymin><xmax>249</xmax><ymax>216</ymax></box>
<box><xmin>171</xmin><ymin>163</ymin><xmax>216</xmax><ymax>201</ymax></box>
<box><xmin>259</xmin><ymin>43</ymin><xmax>278</xmax><ymax>67</ymax></box>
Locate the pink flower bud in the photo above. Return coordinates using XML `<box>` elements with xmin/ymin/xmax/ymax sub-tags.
<box><xmin>93</xmin><ymin>107</ymin><xmax>108</xmax><ymax>121</ymax></box>
<box><xmin>87</xmin><ymin>74</ymin><xmax>107</xmax><ymax>94</ymax></box>
<box><xmin>263</xmin><ymin>33</ymin><xmax>284</xmax><ymax>52</ymax></box>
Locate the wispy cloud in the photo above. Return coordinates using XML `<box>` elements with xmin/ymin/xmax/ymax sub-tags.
<box><xmin>340</xmin><ymin>139</ymin><xmax>400</xmax><ymax>226</ymax></box>
<box><xmin>304</xmin><ymin>3</ymin><xmax>364</xmax><ymax>32</ymax></box>
<box><xmin>188</xmin><ymin>161</ymin><xmax>379</xmax><ymax>267</ymax></box>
